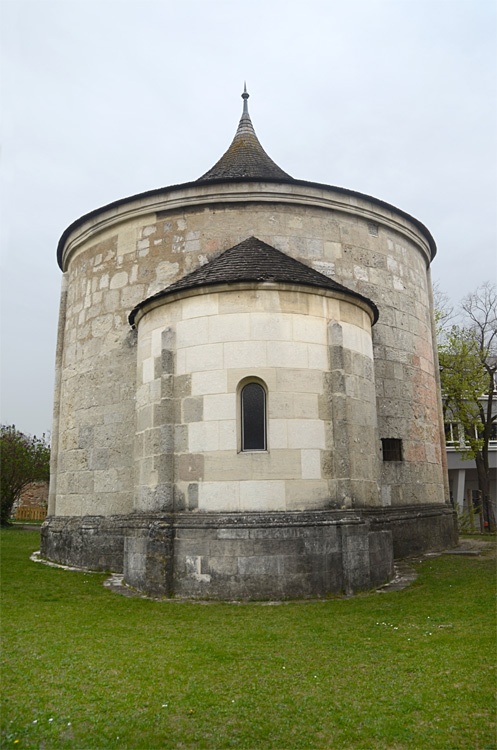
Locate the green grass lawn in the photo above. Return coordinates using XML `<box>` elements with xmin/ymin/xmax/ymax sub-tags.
<box><xmin>1</xmin><ymin>529</ymin><xmax>495</xmax><ymax>750</ymax></box>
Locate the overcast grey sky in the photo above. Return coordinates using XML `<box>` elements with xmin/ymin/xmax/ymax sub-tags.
<box><xmin>1</xmin><ymin>0</ymin><xmax>496</xmax><ymax>438</ymax></box>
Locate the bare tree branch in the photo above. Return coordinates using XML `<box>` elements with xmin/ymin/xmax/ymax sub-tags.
<box><xmin>438</xmin><ymin>283</ymin><xmax>497</xmax><ymax>531</ymax></box>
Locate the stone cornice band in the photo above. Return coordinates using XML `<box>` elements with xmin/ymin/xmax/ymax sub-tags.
<box><xmin>58</xmin><ymin>179</ymin><xmax>436</xmax><ymax>271</ymax></box>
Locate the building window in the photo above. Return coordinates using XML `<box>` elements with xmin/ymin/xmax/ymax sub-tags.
<box><xmin>444</xmin><ymin>423</ymin><xmax>459</xmax><ymax>444</ymax></box>
<box><xmin>241</xmin><ymin>381</ymin><xmax>267</xmax><ymax>451</ymax></box>
<box><xmin>381</xmin><ymin>438</ymin><xmax>403</xmax><ymax>462</ymax></box>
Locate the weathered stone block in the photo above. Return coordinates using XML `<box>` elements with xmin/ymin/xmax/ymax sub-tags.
<box><xmin>217</xmin><ymin>528</ymin><xmax>250</xmax><ymax>539</ymax></box>
<box><xmin>139</xmin><ymin>483</ymin><xmax>173</xmax><ymax>512</ymax></box>
<box><xmin>238</xmin><ymin>555</ymin><xmax>285</xmax><ymax>576</ymax></box>
<box><xmin>161</xmin><ymin>349</ymin><xmax>174</xmax><ymax>374</ymax></box>
<box><xmin>174</xmin><ymin>374</ymin><xmax>192</xmax><ymax>398</ymax></box>
<box><xmin>153</xmin><ymin>399</ymin><xmax>175</xmax><ymax>426</ymax></box>
<box><xmin>341</xmin><ymin>523</ymin><xmax>371</xmax><ymax>593</ymax></box>
<box><xmin>161</xmin><ymin>374</ymin><xmax>173</xmax><ymax>398</ymax></box>
<box><xmin>201</xmin><ymin>556</ymin><xmax>238</xmax><ymax>576</ymax></box>
<box><xmin>182</xmin><ymin>396</ymin><xmax>204</xmax><ymax>423</ymax></box>
<box><xmin>174</xmin><ymin>424</ymin><xmax>189</xmax><ymax>452</ymax></box>
<box><xmin>157</xmin><ymin>453</ymin><xmax>174</xmax><ymax>483</ymax></box>
<box><xmin>78</xmin><ymin>426</ymin><xmax>94</xmax><ymax>449</ymax></box>
<box><xmin>175</xmin><ymin>539</ymin><xmax>211</xmax><ymax>557</ymax></box>
<box><xmin>368</xmin><ymin>530</ymin><xmax>393</xmax><ymax>586</ymax></box>
<box><xmin>176</xmin><ymin>453</ymin><xmax>204</xmax><ymax>481</ymax></box>
<box><xmin>187</xmin><ymin>483</ymin><xmax>198</xmax><ymax>510</ymax></box>
<box><xmin>159</xmin><ymin>424</ymin><xmax>174</xmax><ymax>453</ymax></box>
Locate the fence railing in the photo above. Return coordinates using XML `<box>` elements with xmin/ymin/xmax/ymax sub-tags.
<box><xmin>15</xmin><ymin>507</ymin><xmax>47</xmax><ymax>521</ymax></box>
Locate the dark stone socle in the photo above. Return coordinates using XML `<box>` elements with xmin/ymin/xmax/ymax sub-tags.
<box><xmin>42</xmin><ymin>506</ymin><xmax>456</xmax><ymax>598</ymax></box>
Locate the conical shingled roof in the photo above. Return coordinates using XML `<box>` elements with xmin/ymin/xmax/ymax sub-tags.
<box><xmin>129</xmin><ymin>237</ymin><xmax>378</xmax><ymax>326</ymax></box>
<box><xmin>197</xmin><ymin>86</ymin><xmax>292</xmax><ymax>182</ymax></box>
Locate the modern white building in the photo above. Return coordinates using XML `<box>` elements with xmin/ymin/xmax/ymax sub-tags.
<box><xmin>445</xmin><ymin>403</ymin><xmax>497</xmax><ymax>522</ymax></box>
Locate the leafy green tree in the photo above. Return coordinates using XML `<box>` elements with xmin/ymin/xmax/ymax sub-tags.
<box><xmin>0</xmin><ymin>425</ymin><xmax>50</xmax><ymax>525</ymax></box>
<box><xmin>437</xmin><ymin>283</ymin><xmax>497</xmax><ymax>531</ymax></box>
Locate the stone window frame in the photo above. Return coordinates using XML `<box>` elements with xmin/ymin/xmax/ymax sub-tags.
<box><xmin>237</xmin><ymin>377</ymin><xmax>268</xmax><ymax>453</ymax></box>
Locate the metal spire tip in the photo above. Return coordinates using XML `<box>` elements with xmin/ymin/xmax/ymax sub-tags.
<box><xmin>242</xmin><ymin>82</ymin><xmax>249</xmax><ymax>113</ymax></box>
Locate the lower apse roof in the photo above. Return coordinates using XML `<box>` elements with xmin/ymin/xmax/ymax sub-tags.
<box><xmin>128</xmin><ymin>236</ymin><xmax>379</xmax><ymax>327</ymax></box>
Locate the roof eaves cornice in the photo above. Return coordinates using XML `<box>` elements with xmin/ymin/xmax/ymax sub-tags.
<box><xmin>56</xmin><ymin>177</ymin><xmax>437</xmax><ymax>269</ymax></box>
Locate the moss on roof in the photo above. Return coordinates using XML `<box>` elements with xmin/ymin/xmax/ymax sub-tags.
<box><xmin>197</xmin><ymin>93</ymin><xmax>291</xmax><ymax>181</ymax></box>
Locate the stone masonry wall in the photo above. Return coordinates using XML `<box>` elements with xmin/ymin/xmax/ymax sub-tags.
<box><xmin>134</xmin><ymin>286</ymin><xmax>379</xmax><ymax>513</ymax></box>
<box><xmin>53</xmin><ymin>182</ymin><xmax>446</xmax><ymax>519</ymax></box>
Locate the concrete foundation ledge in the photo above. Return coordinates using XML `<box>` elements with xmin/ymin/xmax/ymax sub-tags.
<box><xmin>40</xmin><ymin>504</ymin><xmax>457</xmax><ymax>600</ymax></box>
<box><xmin>40</xmin><ymin>514</ymin><xmax>132</xmax><ymax>572</ymax></box>
<box><xmin>363</xmin><ymin>504</ymin><xmax>458</xmax><ymax>558</ymax></box>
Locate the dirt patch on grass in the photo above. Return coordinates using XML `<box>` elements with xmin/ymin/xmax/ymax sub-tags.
<box><xmin>455</xmin><ymin>536</ymin><xmax>496</xmax><ymax>553</ymax></box>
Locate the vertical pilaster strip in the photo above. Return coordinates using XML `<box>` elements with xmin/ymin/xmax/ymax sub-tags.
<box><xmin>133</xmin><ymin>326</ymin><xmax>176</xmax><ymax>513</ymax></box>
<box><xmin>328</xmin><ymin>321</ymin><xmax>353</xmax><ymax>506</ymax></box>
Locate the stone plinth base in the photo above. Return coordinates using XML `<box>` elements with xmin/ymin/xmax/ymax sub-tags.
<box><xmin>41</xmin><ymin>505</ymin><xmax>457</xmax><ymax>599</ymax></box>
<box><xmin>40</xmin><ymin>514</ymin><xmax>126</xmax><ymax>572</ymax></box>
<box><xmin>365</xmin><ymin>504</ymin><xmax>458</xmax><ymax>558</ymax></box>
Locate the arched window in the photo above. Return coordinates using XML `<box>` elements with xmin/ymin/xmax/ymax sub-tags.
<box><xmin>241</xmin><ymin>382</ymin><xmax>267</xmax><ymax>451</ymax></box>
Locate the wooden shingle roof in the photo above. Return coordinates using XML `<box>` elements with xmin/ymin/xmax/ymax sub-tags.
<box><xmin>197</xmin><ymin>86</ymin><xmax>291</xmax><ymax>182</ymax></box>
<box><xmin>129</xmin><ymin>236</ymin><xmax>378</xmax><ymax>326</ymax></box>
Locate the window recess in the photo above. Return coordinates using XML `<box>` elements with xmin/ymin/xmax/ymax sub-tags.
<box><xmin>381</xmin><ymin>438</ymin><xmax>403</xmax><ymax>462</ymax></box>
<box><xmin>241</xmin><ymin>382</ymin><xmax>267</xmax><ymax>451</ymax></box>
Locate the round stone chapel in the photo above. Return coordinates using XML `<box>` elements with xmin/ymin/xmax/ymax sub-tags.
<box><xmin>41</xmin><ymin>89</ymin><xmax>457</xmax><ymax>598</ymax></box>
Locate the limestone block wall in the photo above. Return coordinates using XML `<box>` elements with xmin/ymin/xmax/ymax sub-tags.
<box><xmin>52</xmin><ymin>231</ymin><xmax>140</xmax><ymax>516</ymax></box>
<box><xmin>52</xmin><ymin>179</ymin><xmax>447</xmax><ymax>521</ymax></box>
<box><xmin>133</xmin><ymin>285</ymin><xmax>379</xmax><ymax>513</ymax></box>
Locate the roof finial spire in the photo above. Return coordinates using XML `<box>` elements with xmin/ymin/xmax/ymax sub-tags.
<box><xmin>196</xmin><ymin>83</ymin><xmax>292</xmax><ymax>182</ymax></box>
<box><xmin>242</xmin><ymin>82</ymin><xmax>249</xmax><ymax>114</ymax></box>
